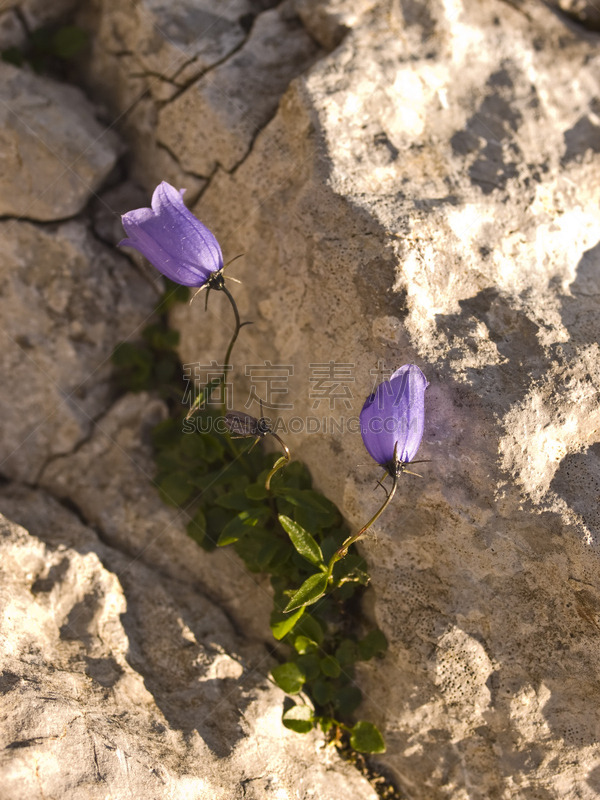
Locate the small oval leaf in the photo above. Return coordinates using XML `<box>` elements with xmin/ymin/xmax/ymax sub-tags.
<box><xmin>350</xmin><ymin>721</ymin><xmax>386</xmax><ymax>754</ymax></box>
<box><xmin>320</xmin><ymin>655</ymin><xmax>341</xmax><ymax>678</ymax></box>
<box><xmin>271</xmin><ymin>662</ymin><xmax>306</xmax><ymax>695</ymax></box>
<box><xmin>282</xmin><ymin>704</ymin><xmax>314</xmax><ymax>734</ymax></box>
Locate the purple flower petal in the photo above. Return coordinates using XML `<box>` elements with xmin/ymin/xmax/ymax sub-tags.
<box><xmin>360</xmin><ymin>364</ymin><xmax>427</xmax><ymax>471</ymax></box>
<box><xmin>118</xmin><ymin>181</ymin><xmax>223</xmax><ymax>287</ymax></box>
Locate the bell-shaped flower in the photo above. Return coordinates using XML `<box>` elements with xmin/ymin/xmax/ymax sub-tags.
<box><xmin>119</xmin><ymin>181</ymin><xmax>223</xmax><ymax>287</ymax></box>
<box><xmin>360</xmin><ymin>364</ymin><xmax>427</xmax><ymax>475</ymax></box>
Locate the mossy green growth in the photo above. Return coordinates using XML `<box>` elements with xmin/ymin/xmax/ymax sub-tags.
<box><xmin>111</xmin><ymin>278</ymin><xmax>388</xmax><ymax>754</ymax></box>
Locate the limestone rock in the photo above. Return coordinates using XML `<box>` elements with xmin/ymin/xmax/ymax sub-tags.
<box><xmin>0</xmin><ymin>219</ymin><xmax>157</xmax><ymax>482</ymax></box>
<box><xmin>0</xmin><ymin>62</ymin><xmax>121</xmax><ymax>221</ymax></box>
<box><xmin>0</xmin><ymin>495</ymin><xmax>377</xmax><ymax>799</ymax></box>
<box><xmin>165</xmin><ymin>0</ymin><xmax>600</xmax><ymax>796</ymax></box>
<box><xmin>40</xmin><ymin>392</ymin><xmax>274</xmax><ymax>643</ymax></box>
<box><xmin>20</xmin><ymin>0</ymin><xmax>80</xmax><ymax>29</ymax></box>
<box><xmin>156</xmin><ymin>4</ymin><xmax>322</xmax><ymax>175</ymax></box>
<box><xmin>293</xmin><ymin>0</ymin><xmax>376</xmax><ymax>50</ymax></box>
<box><xmin>80</xmin><ymin>0</ymin><xmax>276</xmax><ymax>106</ymax></box>
<box><xmin>0</xmin><ymin>8</ymin><xmax>26</xmax><ymax>51</ymax></box>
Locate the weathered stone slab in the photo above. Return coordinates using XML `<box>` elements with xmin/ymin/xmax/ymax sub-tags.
<box><xmin>0</xmin><ymin>62</ymin><xmax>121</xmax><ymax>221</ymax></box>
<box><xmin>168</xmin><ymin>0</ymin><xmax>600</xmax><ymax>795</ymax></box>
<box><xmin>0</xmin><ymin>219</ymin><xmax>157</xmax><ymax>482</ymax></box>
<box><xmin>0</xmin><ymin>494</ymin><xmax>377</xmax><ymax>799</ymax></box>
<box><xmin>156</xmin><ymin>5</ymin><xmax>321</xmax><ymax>175</ymax></box>
<box><xmin>40</xmin><ymin>392</ymin><xmax>275</xmax><ymax>642</ymax></box>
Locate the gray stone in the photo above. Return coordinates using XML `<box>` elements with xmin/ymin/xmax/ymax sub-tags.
<box><xmin>80</xmin><ymin>0</ymin><xmax>269</xmax><ymax>106</ymax></box>
<box><xmin>156</xmin><ymin>5</ymin><xmax>322</xmax><ymax>175</ymax></box>
<box><xmin>0</xmin><ymin>62</ymin><xmax>121</xmax><ymax>221</ymax></box>
<box><xmin>0</xmin><ymin>494</ymin><xmax>378</xmax><ymax>799</ymax></box>
<box><xmin>165</xmin><ymin>0</ymin><xmax>600</xmax><ymax>796</ymax></box>
<box><xmin>20</xmin><ymin>0</ymin><xmax>80</xmax><ymax>29</ymax></box>
<box><xmin>0</xmin><ymin>8</ymin><xmax>26</xmax><ymax>51</ymax></box>
<box><xmin>0</xmin><ymin>219</ymin><xmax>157</xmax><ymax>483</ymax></box>
<box><xmin>293</xmin><ymin>0</ymin><xmax>375</xmax><ymax>50</ymax></box>
<box><xmin>39</xmin><ymin>392</ymin><xmax>275</xmax><ymax>643</ymax></box>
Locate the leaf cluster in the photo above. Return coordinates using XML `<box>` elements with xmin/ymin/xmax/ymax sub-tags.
<box><xmin>111</xmin><ymin>279</ymin><xmax>189</xmax><ymax>396</ymax></box>
<box><xmin>111</xmin><ymin>278</ymin><xmax>388</xmax><ymax>754</ymax></box>
<box><xmin>2</xmin><ymin>24</ymin><xmax>88</xmax><ymax>73</ymax></box>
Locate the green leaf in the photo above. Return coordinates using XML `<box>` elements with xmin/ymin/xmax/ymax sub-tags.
<box><xmin>282</xmin><ymin>704</ymin><xmax>314</xmax><ymax>734</ymax></box>
<box><xmin>156</xmin><ymin>471</ymin><xmax>194</xmax><ymax>507</ymax></box>
<box><xmin>296</xmin><ymin>653</ymin><xmax>320</xmax><ymax>681</ymax></box>
<box><xmin>335</xmin><ymin>639</ymin><xmax>361</xmax><ymax>667</ymax></box>
<box><xmin>271</xmin><ymin>662</ymin><xmax>305</xmax><ymax>695</ymax></box>
<box><xmin>333</xmin><ymin>685</ymin><xmax>362</xmax><ymax>715</ymax></box>
<box><xmin>284</xmin><ymin>573</ymin><xmax>329</xmax><ymax>613</ymax></box>
<box><xmin>151</xmin><ymin>418</ymin><xmax>182</xmax><ymax>450</ymax></box>
<box><xmin>320</xmin><ymin>655</ymin><xmax>341</xmax><ymax>678</ymax></box>
<box><xmin>358</xmin><ymin>629</ymin><xmax>388</xmax><ymax>661</ymax></box>
<box><xmin>276</xmin><ymin>488</ymin><xmax>334</xmax><ymax>513</ymax></box>
<box><xmin>217</xmin><ymin>509</ymin><xmax>267</xmax><ymax>546</ymax></box>
<box><xmin>312</xmin><ymin>678</ymin><xmax>335</xmax><ymax>706</ymax></box>
<box><xmin>257</xmin><ymin>539</ymin><xmax>286</xmax><ymax>572</ymax></box>
<box><xmin>350</xmin><ymin>721</ymin><xmax>386</xmax><ymax>754</ymax></box>
<box><xmin>216</xmin><ymin>491</ymin><xmax>257</xmax><ymax>511</ymax></box>
<box><xmin>318</xmin><ymin>717</ymin><xmax>334</xmax><ymax>734</ymax></box>
<box><xmin>279</xmin><ymin>515</ymin><xmax>325</xmax><ymax>569</ymax></box>
<box><xmin>186</xmin><ymin>508</ymin><xmax>206</xmax><ymax>544</ymax></box>
<box><xmin>290</xmin><ymin>614</ymin><xmax>324</xmax><ymax>645</ymax></box>
<box><xmin>51</xmin><ymin>25</ymin><xmax>88</xmax><ymax>59</ymax></box>
<box><xmin>293</xmin><ymin>636</ymin><xmax>317</xmax><ymax>655</ymax></box>
<box><xmin>180</xmin><ymin>433</ymin><xmax>207</xmax><ymax>461</ymax></box>
<box><xmin>270</xmin><ymin>607</ymin><xmax>305</xmax><ymax>641</ymax></box>
<box><xmin>245</xmin><ymin>482</ymin><xmax>269</xmax><ymax>500</ymax></box>
<box><xmin>204</xmin><ymin>506</ymin><xmax>236</xmax><ymax>549</ymax></box>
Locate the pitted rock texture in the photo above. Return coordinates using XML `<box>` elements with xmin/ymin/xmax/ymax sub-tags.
<box><xmin>0</xmin><ymin>62</ymin><xmax>121</xmax><ymax>221</ymax></box>
<box><xmin>0</xmin><ymin>219</ymin><xmax>157</xmax><ymax>482</ymax></box>
<box><xmin>40</xmin><ymin>392</ymin><xmax>274</xmax><ymax>643</ymax></box>
<box><xmin>156</xmin><ymin>0</ymin><xmax>600</xmax><ymax>797</ymax></box>
<box><xmin>0</xmin><ymin>494</ymin><xmax>377</xmax><ymax>800</ymax></box>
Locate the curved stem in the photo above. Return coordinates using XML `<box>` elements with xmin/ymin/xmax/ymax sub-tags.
<box><xmin>185</xmin><ymin>281</ymin><xmax>246</xmax><ymax>422</ymax></box>
<box><xmin>330</xmin><ymin>473</ymin><xmax>399</xmax><ymax>567</ymax></box>
<box><xmin>264</xmin><ymin>432</ymin><xmax>291</xmax><ymax>490</ymax></box>
<box><xmin>220</xmin><ymin>283</ymin><xmax>242</xmax><ymax>400</ymax></box>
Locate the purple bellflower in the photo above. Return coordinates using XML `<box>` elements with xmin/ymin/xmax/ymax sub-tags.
<box><xmin>360</xmin><ymin>364</ymin><xmax>427</xmax><ymax>477</ymax></box>
<box><xmin>119</xmin><ymin>181</ymin><xmax>223</xmax><ymax>287</ymax></box>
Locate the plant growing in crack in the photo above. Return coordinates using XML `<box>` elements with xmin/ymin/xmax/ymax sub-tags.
<box><xmin>113</xmin><ymin>181</ymin><xmax>428</xmax><ymax>759</ymax></box>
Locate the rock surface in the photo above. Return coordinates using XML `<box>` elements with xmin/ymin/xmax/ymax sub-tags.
<box><xmin>0</xmin><ymin>62</ymin><xmax>121</xmax><ymax>221</ymax></box>
<box><xmin>159</xmin><ymin>0</ymin><xmax>600</xmax><ymax>797</ymax></box>
<box><xmin>156</xmin><ymin>4</ymin><xmax>321</xmax><ymax>175</ymax></box>
<box><xmin>40</xmin><ymin>392</ymin><xmax>274</xmax><ymax>643</ymax></box>
<box><xmin>0</xmin><ymin>494</ymin><xmax>377</xmax><ymax>799</ymax></box>
<box><xmin>0</xmin><ymin>218</ymin><xmax>157</xmax><ymax>482</ymax></box>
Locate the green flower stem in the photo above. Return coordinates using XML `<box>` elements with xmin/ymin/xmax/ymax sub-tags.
<box><xmin>328</xmin><ymin>473</ymin><xmax>399</xmax><ymax>570</ymax></box>
<box><xmin>185</xmin><ymin>280</ymin><xmax>249</xmax><ymax>424</ymax></box>
<box><xmin>265</xmin><ymin>433</ymin><xmax>291</xmax><ymax>490</ymax></box>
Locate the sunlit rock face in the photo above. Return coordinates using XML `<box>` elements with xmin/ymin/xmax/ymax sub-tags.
<box><xmin>0</xmin><ymin>495</ymin><xmax>378</xmax><ymax>800</ymax></box>
<box><xmin>2</xmin><ymin>0</ymin><xmax>600</xmax><ymax>795</ymax></box>
<box><xmin>162</xmin><ymin>0</ymin><xmax>600</xmax><ymax>796</ymax></box>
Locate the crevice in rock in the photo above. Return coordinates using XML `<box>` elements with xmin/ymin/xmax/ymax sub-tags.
<box><xmin>156</xmin><ymin>9</ymin><xmax>263</xmax><ymax>108</ymax></box>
